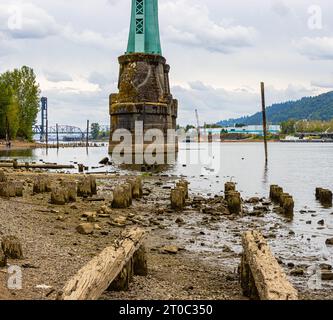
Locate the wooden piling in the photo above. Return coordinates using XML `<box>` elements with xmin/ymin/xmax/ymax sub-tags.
<box><xmin>46</xmin><ymin>119</ymin><xmax>49</xmax><ymax>149</ymax></box>
<box><xmin>56</xmin><ymin>123</ymin><xmax>59</xmax><ymax>149</ymax></box>
<box><xmin>261</xmin><ymin>82</ymin><xmax>268</xmax><ymax>163</ymax></box>
<box><xmin>86</xmin><ymin>120</ymin><xmax>89</xmax><ymax>148</ymax></box>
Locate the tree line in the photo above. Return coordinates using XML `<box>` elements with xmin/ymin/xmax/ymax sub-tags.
<box><xmin>0</xmin><ymin>66</ymin><xmax>40</xmax><ymax>141</ymax></box>
<box><xmin>281</xmin><ymin>119</ymin><xmax>333</xmax><ymax>135</ymax></box>
<box><xmin>90</xmin><ymin>123</ymin><xmax>110</xmax><ymax>140</ymax></box>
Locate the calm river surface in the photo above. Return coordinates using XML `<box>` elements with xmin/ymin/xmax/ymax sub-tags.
<box><xmin>1</xmin><ymin>142</ymin><xmax>333</xmax><ymax>289</ymax></box>
<box><xmin>1</xmin><ymin>142</ymin><xmax>331</xmax><ymax>201</ymax></box>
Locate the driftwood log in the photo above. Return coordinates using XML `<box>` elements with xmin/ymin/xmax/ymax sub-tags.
<box><xmin>58</xmin><ymin>227</ymin><xmax>146</xmax><ymax>300</ymax></box>
<box><xmin>0</xmin><ymin>162</ymin><xmax>74</xmax><ymax>169</ymax></box>
<box><xmin>240</xmin><ymin>230</ymin><xmax>298</xmax><ymax>300</ymax></box>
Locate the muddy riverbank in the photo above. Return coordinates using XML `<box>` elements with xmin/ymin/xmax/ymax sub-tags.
<box><xmin>0</xmin><ymin>168</ymin><xmax>332</xmax><ymax>300</ymax></box>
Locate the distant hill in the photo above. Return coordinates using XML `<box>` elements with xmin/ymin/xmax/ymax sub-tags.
<box><xmin>218</xmin><ymin>91</ymin><xmax>333</xmax><ymax>126</ymax></box>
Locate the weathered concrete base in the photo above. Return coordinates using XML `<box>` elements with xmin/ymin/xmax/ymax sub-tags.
<box><xmin>109</xmin><ymin>53</ymin><xmax>178</xmax><ymax>158</ymax></box>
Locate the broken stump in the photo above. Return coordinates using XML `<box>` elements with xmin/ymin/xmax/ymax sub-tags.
<box><xmin>226</xmin><ymin>191</ymin><xmax>242</xmax><ymax>215</ymax></box>
<box><xmin>133</xmin><ymin>245</ymin><xmax>148</xmax><ymax>276</ymax></box>
<box><xmin>51</xmin><ymin>187</ymin><xmax>67</xmax><ymax>205</ymax></box>
<box><xmin>1</xmin><ymin>236</ymin><xmax>23</xmax><ymax>259</ymax></box>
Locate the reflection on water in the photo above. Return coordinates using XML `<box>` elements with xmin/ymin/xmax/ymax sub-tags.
<box><xmin>0</xmin><ymin>148</ymin><xmax>33</xmax><ymax>158</ymax></box>
<box><xmin>0</xmin><ymin>143</ymin><xmax>332</xmax><ymax>199</ymax></box>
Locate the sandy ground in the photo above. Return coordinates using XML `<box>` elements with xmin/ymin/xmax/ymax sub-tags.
<box><xmin>0</xmin><ymin>140</ymin><xmax>38</xmax><ymax>151</ymax></box>
<box><xmin>0</xmin><ymin>171</ymin><xmax>244</xmax><ymax>300</ymax></box>
<box><xmin>0</xmin><ymin>169</ymin><xmax>332</xmax><ymax>300</ymax></box>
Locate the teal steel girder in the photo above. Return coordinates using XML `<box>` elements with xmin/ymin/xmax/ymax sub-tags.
<box><xmin>126</xmin><ymin>0</ymin><xmax>162</xmax><ymax>55</ymax></box>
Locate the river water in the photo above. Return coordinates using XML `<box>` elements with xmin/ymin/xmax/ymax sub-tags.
<box><xmin>1</xmin><ymin>142</ymin><xmax>333</xmax><ymax>291</ymax></box>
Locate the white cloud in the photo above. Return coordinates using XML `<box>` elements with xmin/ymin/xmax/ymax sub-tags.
<box><xmin>160</xmin><ymin>0</ymin><xmax>257</xmax><ymax>53</ymax></box>
<box><xmin>61</xmin><ymin>26</ymin><xmax>126</xmax><ymax>51</ymax></box>
<box><xmin>311</xmin><ymin>79</ymin><xmax>333</xmax><ymax>89</ymax></box>
<box><xmin>44</xmin><ymin>71</ymin><xmax>72</xmax><ymax>82</ymax></box>
<box><xmin>295</xmin><ymin>37</ymin><xmax>333</xmax><ymax>60</ymax></box>
<box><xmin>173</xmin><ymin>81</ymin><xmax>320</xmax><ymax>125</ymax></box>
<box><xmin>0</xmin><ymin>0</ymin><xmax>333</xmax><ymax>127</ymax></box>
<box><xmin>40</xmin><ymin>77</ymin><xmax>101</xmax><ymax>94</ymax></box>
<box><xmin>0</xmin><ymin>3</ymin><xmax>59</xmax><ymax>39</ymax></box>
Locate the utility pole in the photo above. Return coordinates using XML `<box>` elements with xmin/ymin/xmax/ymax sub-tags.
<box><xmin>46</xmin><ymin>120</ymin><xmax>49</xmax><ymax>149</ymax></box>
<box><xmin>86</xmin><ymin>120</ymin><xmax>89</xmax><ymax>147</ymax></box>
<box><xmin>261</xmin><ymin>82</ymin><xmax>268</xmax><ymax>163</ymax></box>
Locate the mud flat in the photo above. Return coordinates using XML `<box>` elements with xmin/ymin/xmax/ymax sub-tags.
<box><xmin>0</xmin><ymin>140</ymin><xmax>106</xmax><ymax>152</ymax></box>
<box><xmin>0</xmin><ymin>168</ymin><xmax>332</xmax><ymax>300</ymax></box>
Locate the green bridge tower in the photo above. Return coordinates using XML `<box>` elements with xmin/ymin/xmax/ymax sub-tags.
<box><xmin>109</xmin><ymin>0</ymin><xmax>178</xmax><ymax>157</ymax></box>
<box><xmin>127</xmin><ymin>0</ymin><xmax>162</xmax><ymax>55</ymax></box>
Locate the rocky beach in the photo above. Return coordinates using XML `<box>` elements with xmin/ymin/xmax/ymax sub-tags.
<box><xmin>0</xmin><ymin>159</ymin><xmax>332</xmax><ymax>300</ymax></box>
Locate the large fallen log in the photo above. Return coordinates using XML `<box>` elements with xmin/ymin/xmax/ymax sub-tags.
<box><xmin>57</xmin><ymin>227</ymin><xmax>146</xmax><ymax>300</ymax></box>
<box><xmin>240</xmin><ymin>230</ymin><xmax>298</xmax><ymax>300</ymax></box>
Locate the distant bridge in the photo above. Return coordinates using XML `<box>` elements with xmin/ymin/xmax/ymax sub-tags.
<box><xmin>32</xmin><ymin>125</ymin><xmax>110</xmax><ymax>135</ymax></box>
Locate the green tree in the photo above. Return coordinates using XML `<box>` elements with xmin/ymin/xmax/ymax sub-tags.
<box><xmin>0</xmin><ymin>66</ymin><xmax>40</xmax><ymax>140</ymax></box>
<box><xmin>91</xmin><ymin>123</ymin><xmax>100</xmax><ymax>140</ymax></box>
<box><xmin>185</xmin><ymin>125</ymin><xmax>195</xmax><ymax>132</ymax></box>
<box><xmin>0</xmin><ymin>83</ymin><xmax>20</xmax><ymax>139</ymax></box>
<box><xmin>280</xmin><ymin>120</ymin><xmax>296</xmax><ymax>135</ymax></box>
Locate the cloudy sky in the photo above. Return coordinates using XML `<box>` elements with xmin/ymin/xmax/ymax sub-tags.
<box><xmin>0</xmin><ymin>0</ymin><xmax>332</xmax><ymax>127</ymax></box>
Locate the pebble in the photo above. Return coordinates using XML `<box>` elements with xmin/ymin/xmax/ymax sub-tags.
<box><xmin>160</xmin><ymin>245</ymin><xmax>179</xmax><ymax>254</ymax></box>
<box><xmin>321</xmin><ymin>272</ymin><xmax>333</xmax><ymax>281</ymax></box>
<box><xmin>290</xmin><ymin>268</ymin><xmax>305</xmax><ymax>276</ymax></box>
<box><xmin>76</xmin><ymin>223</ymin><xmax>94</xmax><ymax>235</ymax></box>
<box><xmin>325</xmin><ymin>238</ymin><xmax>333</xmax><ymax>245</ymax></box>
<box><xmin>318</xmin><ymin>220</ymin><xmax>325</xmax><ymax>225</ymax></box>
